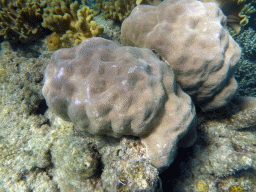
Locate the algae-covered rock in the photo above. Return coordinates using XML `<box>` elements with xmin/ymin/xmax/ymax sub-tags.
<box><xmin>163</xmin><ymin>99</ymin><xmax>256</xmax><ymax>191</ymax></box>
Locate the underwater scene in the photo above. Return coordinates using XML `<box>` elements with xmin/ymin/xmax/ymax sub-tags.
<box><xmin>0</xmin><ymin>0</ymin><xmax>256</xmax><ymax>191</ymax></box>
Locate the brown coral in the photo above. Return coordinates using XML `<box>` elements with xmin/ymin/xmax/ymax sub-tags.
<box><xmin>43</xmin><ymin>0</ymin><xmax>103</xmax><ymax>50</ymax></box>
<box><xmin>0</xmin><ymin>0</ymin><xmax>46</xmax><ymax>43</ymax></box>
<box><xmin>102</xmin><ymin>0</ymin><xmax>136</xmax><ymax>22</ymax></box>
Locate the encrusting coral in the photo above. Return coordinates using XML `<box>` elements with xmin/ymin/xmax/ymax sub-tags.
<box><xmin>42</xmin><ymin>37</ymin><xmax>197</xmax><ymax>172</ymax></box>
<box><xmin>0</xmin><ymin>0</ymin><xmax>46</xmax><ymax>43</ymax></box>
<box><xmin>42</xmin><ymin>0</ymin><xmax>103</xmax><ymax>50</ymax></box>
<box><xmin>121</xmin><ymin>0</ymin><xmax>241</xmax><ymax>111</ymax></box>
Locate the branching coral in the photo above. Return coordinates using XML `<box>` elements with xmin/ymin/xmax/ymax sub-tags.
<box><xmin>0</xmin><ymin>0</ymin><xmax>46</xmax><ymax>43</ymax></box>
<box><xmin>42</xmin><ymin>0</ymin><xmax>104</xmax><ymax>50</ymax></box>
<box><xmin>101</xmin><ymin>0</ymin><xmax>136</xmax><ymax>22</ymax></box>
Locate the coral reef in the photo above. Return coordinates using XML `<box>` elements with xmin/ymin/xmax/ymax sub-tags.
<box><xmin>121</xmin><ymin>0</ymin><xmax>241</xmax><ymax>111</ymax></box>
<box><xmin>201</xmin><ymin>0</ymin><xmax>249</xmax><ymax>33</ymax></box>
<box><xmin>0</xmin><ymin>42</ymin><xmax>162</xmax><ymax>191</ymax></box>
<box><xmin>0</xmin><ymin>0</ymin><xmax>46</xmax><ymax>43</ymax></box>
<box><xmin>42</xmin><ymin>37</ymin><xmax>197</xmax><ymax>171</ymax></box>
<box><xmin>136</xmin><ymin>0</ymin><xmax>162</xmax><ymax>6</ymax></box>
<box><xmin>42</xmin><ymin>0</ymin><xmax>103</xmax><ymax>50</ymax></box>
<box><xmin>235</xmin><ymin>58</ymin><xmax>256</xmax><ymax>97</ymax></box>
<box><xmin>0</xmin><ymin>41</ymin><xmax>46</xmax><ymax>114</ymax></box>
<box><xmin>101</xmin><ymin>0</ymin><xmax>136</xmax><ymax>22</ymax></box>
<box><xmin>234</xmin><ymin>27</ymin><xmax>256</xmax><ymax>58</ymax></box>
<box><xmin>161</xmin><ymin>99</ymin><xmax>256</xmax><ymax>191</ymax></box>
<box><xmin>0</xmin><ymin>0</ymin><xmax>255</xmax><ymax>190</ymax></box>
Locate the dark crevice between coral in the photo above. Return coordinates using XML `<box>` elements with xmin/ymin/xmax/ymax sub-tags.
<box><xmin>88</xmin><ymin>143</ymin><xmax>104</xmax><ymax>178</ymax></box>
<box><xmin>160</xmin><ymin>146</ymin><xmax>195</xmax><ymax>192</ymax></box>
<box><xmin>33</xmin><ymin>99</ymin><xmax>48</xmax><ymax>115</ymax></box>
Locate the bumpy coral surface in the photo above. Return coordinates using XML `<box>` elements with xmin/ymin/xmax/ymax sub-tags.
<box><xmin>121</xmin><ymin>0</ymin><xmax>241</xmax><ymax>111</ymax></box>
<box><xmin>201</xmin><ymin>0</ymin><xmax>248</xmax><ymax>34</ymax></box>
<box><xmin>42</xmin><ymin>37</ymin><xmax>197</xmax><ymax>171</ymax></box>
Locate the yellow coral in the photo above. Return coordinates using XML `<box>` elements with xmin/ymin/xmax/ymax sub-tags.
<box><xmin>43</xmin><ymin>0</ymin><xmax>103</xmax><ymax>50</ymax></box>
<box><xmin>136</xmin><ymin>0</ymin><xmax>162</xmax><ymax>6</ymax></box>
<box><xmin>229</xmin><ymin>185</ymin><xmax>244</xmax><ymax>192</ymax></box>
<box><xmin>102</xmin><ymin>0</ymin><xmax>136</xmax><ymax>22</ymax></box>
<box><xmin>196</xmin><ymin>179</ymin><xmax>209</xmax><ymax>192</ymax></box>
<box><xmin>46</xmin><ymin>32</ymin><xmax>61</xmax><ymax>51</ymax></box>
<box><xmin>0</xmin><ymin>0</ymin><xmax>46</xmax><ymax>43</ymax></box>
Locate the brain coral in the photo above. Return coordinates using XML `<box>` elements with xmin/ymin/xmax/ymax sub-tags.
<box><xmin>42</xmin><ymin>37</ymin><xmax>197</xmax><ymax>171</ymax></box>
<box><xmin>121</xmin><ymin>0</ymin><xmax>241</xmax><ymax>111</ymax></box>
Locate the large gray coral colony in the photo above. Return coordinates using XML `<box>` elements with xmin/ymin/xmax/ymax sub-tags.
<box><xmin>42</xmin><ymin>37</ymin><xmax>197</xmax><ymax>172</ymax></box>
<box><xmin>42</xmin><ymin>0</ymin><xmax>242</xmax><ymax>173</ymax></box>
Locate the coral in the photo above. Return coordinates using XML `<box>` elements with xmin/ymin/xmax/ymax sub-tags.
<box><xmin>121</xmin><ymin>0</ymin><xmax>241</xmax><ymax>111</ymax></box>
<box><xmin>196</xmin><ymin>179</ymin><xmax>209</xmax><ymax>192</ymax></box>
<box><xmin>229</xmin><ymin>185</ymin><xmax>245</xmax><ymax>192</ymax></box>
<box><xmin>42</xmin><ymin>0</ymin><xmax>103</xmax><ymax>50</ymax></box>
<box><xmin>0</xmin><ymin>44</ymin><xmax>161</xmax><ymax>190</ymax></box>
<box><xmin>235</xmin><ymin>58</ymin><xmax>256</xmax><ymax>97</ymax></box>
<box><xmin>46</xmin><ymin>32</ymin><xmax>61</xmax><ymax>51</ymax></box>
<box><xmin>136</xmin><ymin>0</ymin><xmax>162</xmax><ymax>6</ymax></box>
<box><xmin>165</xmin><ymin>100</ymin><xmax>256</xmax><ymax>191</ymax></box>
<box><xmin>102</xmin><ymin>0</ymin><xmax>136</xmax><ymax>22</ymax></box>
<box><xmin>0</xmin><ymin>0</ymin><xmax>46</xmax><ymax>43</ymax></box>
<box><xmin>42</xmin><ymin>37</ymin><xmax>197</xmax><ymax>171</ymax></box>
<box><xmin>201</xmin><ymin>0</ymin><xmax>249</xmax><ymax>33</ymax></box>
<box><xmin>234</xmin><ymin>27</ymin><xmax>256</xmax><ymax>58</ymax></box>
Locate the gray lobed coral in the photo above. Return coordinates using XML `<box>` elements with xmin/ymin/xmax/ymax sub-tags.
<box><xmin>121</xmin><ymin>0</ymin><xmax>241</xmax><ymax>112</ymax></box>
<box><xmin>42</xmin><ymin>37</ymin><xmax>197</xmax><ymax>171</ymax></box>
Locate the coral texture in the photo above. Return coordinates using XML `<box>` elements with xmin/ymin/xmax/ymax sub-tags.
<box><xmin>42</xmin><ymin>37</ymin><xmax>197</xmax><ymax>171</ymax></box>
<box><xmin>42</xmin><ymin>0</ymin><xmax>103</xmax><ymax>49</ymax></box>
<box><xmin>200</xmin><ymin>0</ymin><xmax>249</xmax><ymax>33</ymax></box>
<box><xmin>0</xmin><ymin>0</ymin><xmax>46</xmax><ymax>43</ymax></box>
<box><xmin>101</xmin><ymin>0</ymin><xmax>136</xmax><ymax>22</ymax></box>
<box><xmin>121</xmin><ymin>0</ymin><xmax>241</xmax><ymax>111</ymax></box>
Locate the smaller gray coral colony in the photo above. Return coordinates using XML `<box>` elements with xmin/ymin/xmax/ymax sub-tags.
<box><xmin>42</xmin><ymin>0</ymin><xmax>241</xmax><ymax>171</ymax></box>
